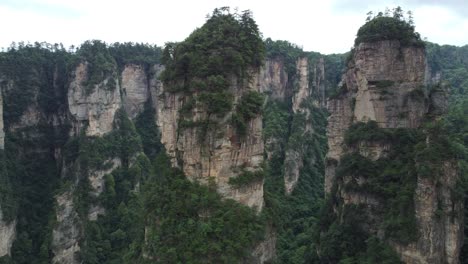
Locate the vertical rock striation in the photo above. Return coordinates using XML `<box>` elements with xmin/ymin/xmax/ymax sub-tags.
<box><xmin>52</xmin><ymin>62</ymin><xmax>153</xmax><ymax>263</ymax></box>
<box><xmin>157</xmin><ymin>74</ymin><xmax>265</xmax><ymax>211</ymax></box>
<box><xmin>0</xmin><ymin>90</ymin><xmax>8</xmax><ymax>258</ymax></box>
<box><xmin>68</xmin><ymin>62</ymin><xmax>122</xmax><ymax>136</ymax></box>
<box><xmin>311</xmin><ymin>57</ymin><xmax>326</xmax><ymax>107</ymax></box>
<box><xmin>0</xmin><ymin>206</ymin><xmax>15</xmax><ymax>257</ymax></box>
<box><xmin>121</xmin><ymin>64</ymin><xmax>150</xmax><ymax>119</ymax></box>
<box><xmin>258</xmin><ymin>58</ymin><xmax>288</xmax><ymax>101</ymax></box>
<box><xmin>326</xmin><ymin>40</ymin><xmax>427</xmax><ymax>191</ymax></box>
<box><xmin>284</xmin><ymin>57</ymin><xmax>312</xmax><ymax>194</ymax></box>
<box><xmin>51</xmin><ymin>191</ymin><xmax>81</xmax><ymax>264</ymax></box>
<box><xmin>0</xmin><ymin>90</ymin><xmax>4</xmax><ymax>149</ymax></box>
<box><xmin>324</xmin><ymin>40</ymin><xmax>463</xmax><ymax>263</ymax></box>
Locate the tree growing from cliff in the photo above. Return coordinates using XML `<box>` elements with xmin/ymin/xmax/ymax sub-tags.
<box><xmin>161</xmin><ymin>7</ymin><xmax>265</xmax><ymax>88</ymax></box>
<box><xmin>355</xmin><ymin>7</ymin><xmax>424</xmax><ymax>47</ymax></box>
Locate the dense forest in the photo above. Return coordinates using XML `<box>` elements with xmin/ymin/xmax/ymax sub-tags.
<box><xmin>0</xmin><ymin>6</ymin><xmax>467</xmax><ymax>264</ymax></box>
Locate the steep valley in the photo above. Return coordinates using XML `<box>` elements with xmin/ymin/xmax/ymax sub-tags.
<box><xmin>0</xmin><ymin>7</ymin><xmax>468</xmax><ymax>264</ymax></box>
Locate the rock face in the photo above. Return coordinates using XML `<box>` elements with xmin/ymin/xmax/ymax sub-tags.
<box><xmin>88</xmin><ymin>158</ymin><xmax>122</xmax><ymax>221</ymax></box>
<box><xmin>157</xmin><ymin>56</ymin><xmax>326</xmax><ymax>207</ymax></box>
<box><xmin>52</xmin><ymin>62</ymin><xmax>153</xmax><ymax>263</ymax></box>
<box><xmin>326</xmin><ymin>40</ymin><xmax>427</xmax><ymax>191</ymax></box>
<box><xmin>155</xmin><ymin>55</ymin><xmax>326</xmax><ymax>261</ymax></box>
<box><xmin>325</xmin><ymin>40</ymin><xmax>463</xmax><ymax>263</ymax></box>
<box><xmin>311</xmin><ymin>57</ymin><xmax>326</xmax><ymax>107</ymax></box>
<box><xmin>0</xmin><ymin>91</ymin><xmax>4</xmax><ymax>149</ymax></box>
<box><xmin>251</xmin><ymin>225</ymin><xmax>277</xmax><ymax>263</ymax></box>
<box><xmin>284</xmin><ymin>57</ymin><xmax>313</xmax><ymax>194</ymax></box>
<box><xmin>0</xmin><ymin>50</ymin><xmax>330</xmax><ymax>263</ymax></box>
<box><xmin>259</xmin><ymin>57</ymin><xmax>327</xmax><ymax>195</ymax></box>
<box><xmin>292</xmin><ymin>58</ymin><xmax>310</xmax><ymax>113</ymax></box>
<box><xmin>121</xmin><ymin>64</ymin><xmax>150</xmax><ymax>119</ymax></box>
<box><xmin>0</xmin><ymin>206</ymin><xmax>15</xmax><ymax>257</ymax></box>
<box><xmin>51</xmin><ymin>191</ymin><xmax>81</xmax><ymax>264</ymax></box>
<box><xmin>351</xmin><ymin>41</ymin><xmax>427</xmax><ymax>128</ymax></box>
<box><xmin>68</xmin><ymin>62</ymin><xmax>121</xmax><ymax>136</ymax></box>
<box><xmin>393</xmin><ymin>162</ymin><xmax>463</xmax><ymax>264</ymax></box>
<box><xmin>157</xmin><ymin>74</ymin><xmax>265</xmax><ymax>211</ymax></box>
<box><xmin>258</xmin><ymin>58</ymin><xmax>288</xmax><ymax>100</ymax></box>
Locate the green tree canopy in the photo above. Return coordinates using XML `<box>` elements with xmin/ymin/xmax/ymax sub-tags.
<box><xmin>161</xmin><ymin>7</ymin><xmax>265</xmax><ymax>89</ymax></box>
<box><xmin>355</xmin><ymin>7</ymin><xmax>424</xmax><ymax>47</ymax></box>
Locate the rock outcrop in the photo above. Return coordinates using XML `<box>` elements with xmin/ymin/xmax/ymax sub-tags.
<box><xmin>87</xmin><ymin>158</ymin><xmax>122</xmax><ymax>220</ymax></box>
<box><xmin>52</xmin><ymin>62</ymin><xmax>153</xmax><ymax>263</ymax></box>
<box><xmin>258</xmin><ymin>58</ymin><xmax>288</xmax><ymax>100</ymax></box>
<box><xmin>0</xmin><ymin>206</ymin><xmax>15</xmax><ymax>257</ymax></box>
<box><xmin>351</xmin><ymin>41</ymin><xmax>427</xmax><ymax>128</ymax></box>
<box><xmin>292</xmin><ymin>58</ymin><xmax>310</xmax><ymax>114</ymax></box>
<box><xmin>393</xmin><ymin>162</ymin><xmax>463</xmax><ymax>263</ymax></box>
<box><xmin>122</xmin><ymin>64</ymin><xmax>150</xmax><ymax>119</ymax></box>
<box><xmin>326</xmin><ymin>40</ymin><xmax>427</xmax><ymax>191</ymax></box>
<box><xmin>68</xmin><ymin>62</ymin><xmax>122</xmax><ymax>136</ymax></box>
<box><xmin>51</xmin><ymin>191</ymin><xmax>81</xmax><ymax>264</ymax></box>
<box><xmin>157</xmin><ymin>74</ymin><xmax>265</xmax><ymax>211</ymax></box>
<box><xmin>284</xmin><ymin>57</ymin><xmax>312</xmax><ymax>194</ymax></box>
<box><xmin>252</xmin><ymin>225</ymin><xmax>277</xmax><ymax>263</ymax></box>
<box><xmin>311</xmin><ymin>57</ymin><xmax>326</xmax><ymax>107</ymax></box>
<box><xmin>0</xmin><ymin>91</ymin><xmax>4</xmax><ymax>149</ymax></box>
<box><xmin>325</xmin><ymin>40</ymin><xmax>463</xmax><ymax>263</ymax></box>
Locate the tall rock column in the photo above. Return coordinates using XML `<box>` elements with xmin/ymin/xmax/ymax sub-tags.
<box><xmin>0</xmin><ymin>87</ymin><xmax>13</xmax><ymax>257</ymax></box>
<box><xmin>284</xmin><ymin>57</ymin><xmax>312</xmax><ymax>194</ymax></box>
<box><xmin>311</xmin><ymin>57</ymin><xmax>326</xmax><ymax>107</ymax></box>
<box><xmin>0</xmin><ymin>91</ymin><xmax>4</xmax><ymax>149</ymax></box>
<box><xmin>157</xmin><ymin>73</ymin><xmax>265</xmax><ymax>211</ymax></box>
<box><xmin>323</xmin><ymin>40</ymin><xmax>463</xmax><ymax>263</ymax></box>
<box><xmin>0</xmin><ymin>206</ymin><xmax>15</xmax><ymax>258</ymax></box>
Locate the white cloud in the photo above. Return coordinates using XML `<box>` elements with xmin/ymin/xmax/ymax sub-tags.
<box><xmin>1</xmin><ymin>0</ymin><xmax>467</xmax><ymax>54</ymax></box>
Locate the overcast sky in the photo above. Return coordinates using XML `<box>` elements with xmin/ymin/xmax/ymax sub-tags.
<box><xmin>1</xmin><ymin>0</ymin><xmax>467</xmax><ymax>54</ymax></box>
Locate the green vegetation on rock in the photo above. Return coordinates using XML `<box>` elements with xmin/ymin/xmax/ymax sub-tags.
<box><xmin>355</xmin><ymin>7</ymin><xmax>424</xmax><ymax>47</ymax></box>
<box><xmin>229</xmin><ymin>169</ymin><xmax>265</xmax><ymax>188</ymax></box>
<box><xmin>0</xmin><ymin>45</ymin><xmax>72</xmax><ymax>124</ymax></box>
<box><xmin>265</xmin><ymin>38</ymin><xmax>304</xmax><ymax>77</ymax></box>
<box><xmin>161</xmin><ymin>7</ymin><xmax>266</xmax><ymax>142</ymax></box>
<box><xmin>232</xmin><ymin>90</ymin><xmax>264</xmax><ymax>137</ymax></box>
<box><xmin>316</xmin><ymin>126</ymin><xmax>423</xmax><ymax>262</ymax></box>
<box><xmin>143</xmin><ymin>154</ymin><xmax>264</xmax><ymax>263</ymax></box>
<box><xmin>344</xmin><ymin>121</ymin><xmax>392</xmax><ymax>145</ymax></box>
<box><xmin>262</xmin><ymin>98</ymin><xmax>328</xmax><ymax>263</ymax></box>
<box><xmin>161</xmin><ymin>7</ymin><xmax>264</xmax><ymax>89</ymax></box>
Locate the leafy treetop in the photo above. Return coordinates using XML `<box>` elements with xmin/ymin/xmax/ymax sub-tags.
<box><xmin>161</xmin><ymin>7</ymin><xmax>265</xmax><ymax>91</ymax></box>
<box><xmin>355</xmin><ymin>7</ymin><xmax>424</xmax><ymax>47</ymax></box>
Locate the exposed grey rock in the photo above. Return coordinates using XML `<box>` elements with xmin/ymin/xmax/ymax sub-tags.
<box><xmin>251</xmin><ymin>225</ymin><xmax>277</xmax><ymax>263</ymax></box>
<box><xmin>257</xmin><ymin>58</ymin><xmax>288</xmax><ymax>100</ymax></box>
<box><xmin>0</xmin><ymin>90</ymin><xmax>4</xmax><ymax>149</ymax></box>
<box><xmin>87</xmin><ymin>158</ymin><xmax>122</xmax><ymax>221</ymax></box>
<box><xmin>0</xmin><ymin>206</ymin><xmax>16</xmax><ymax>257</ymax></box>
<box><xmin>122</xmin><ymin>64</ymin><xmax>149</xmax><ymax>119</ymax></box>
<box><xmin>52</xmin><ymin>191</ymin><xmax>81</xmax><ymax>264</ymax></box>
<box><xmin>68</xmin><ymin>62</ymin><xmax>121</xmax><ymax>136</ymax></box>
<box><xmin>157</xmin><ymin>71</ymin><xmax>264</xmax><ymax>211</ymax></box>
